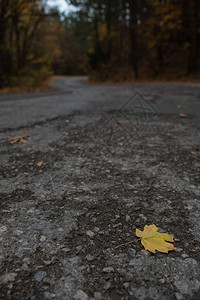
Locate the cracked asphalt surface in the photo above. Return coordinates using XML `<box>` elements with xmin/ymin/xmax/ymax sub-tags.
<box><xmin>0</xmin><ymin>77</ymin><xmax>200</xmax><ymax>300</ymax></box>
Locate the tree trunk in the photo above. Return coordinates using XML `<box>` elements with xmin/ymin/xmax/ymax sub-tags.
<box><xmin>0</xmin><ymin>0</ymin><xmax>9</xmax><ymax>86</ymax></box>
<box><xmin>129</xmin><ymin>0</ymin><xmax>139</xmax><ymax>79</ymax></box>
<box><xmin>106</xmin><ymin>0</ymin><xmax>112</xmax><ymax>61</ymax></box>
<box><xmin>187</xmin><ymin>0</ymin><xmax>199</xmax><ymax>73</ymax></box>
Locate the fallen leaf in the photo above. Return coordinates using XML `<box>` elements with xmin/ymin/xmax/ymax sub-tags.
<box><xmin>9</xmin><ymin>138</ymin><xmax>20</xmax><ymax>144</ymax></box>
<box><xmin>7</xmin><ymin>135</ymin><xmax>29</xmax><ymax>144</ymax></box>
<box><xmin>179</xmin><ymin>113</ymin><xmax>188</xmax><ymax>118</ymax></box>
<box><xmin>20</xmin><ymin>138</ymin><xmax>28</xmax><ymax>144</ymax></box>
<box><xmin>7</xmin><ymin>132</ymin><xmax>38</xmax><ymax>144</ymax></box>
<box><xmin>191</xmin><ymin>151</ymin><xmax>198</xmax><ymax>156</ymax></box>
<box><xmin>37</xmin><ymin>161</ymin><xmax>43</xmax><ymax>167</ymax></box>
<box><xmin>136</xmin><ymin>224</ymin><xmax>175</xmax><ymax>254</ymax></box>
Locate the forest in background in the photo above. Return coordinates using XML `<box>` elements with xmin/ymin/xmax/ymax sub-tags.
<box><xmin>0</xmin><ymin>0</ymin><xmax>199</xmax><ymax>89</ymax></box>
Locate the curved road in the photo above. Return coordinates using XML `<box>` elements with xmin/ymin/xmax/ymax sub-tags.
<box><xmin>0</xmin><ymin>76</ymin><xmax>200</xmax><ymax>131</ymax></box>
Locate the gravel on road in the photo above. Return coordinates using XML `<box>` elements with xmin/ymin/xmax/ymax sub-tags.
<box><xmin>0</xmin><ymin>77</ymin><xmax>200</xmax><ymax>300</ymax></box>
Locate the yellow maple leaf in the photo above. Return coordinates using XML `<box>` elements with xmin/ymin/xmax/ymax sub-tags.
<box><xmin>136</xmin><ymin>224</ymin><xmax>175</xmax><ymax>254</ymax></box>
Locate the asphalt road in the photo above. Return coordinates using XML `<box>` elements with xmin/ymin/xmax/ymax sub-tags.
<box><xmin>1</xmin><ymin>77</ymin><xmax>200</xmax><ymax>131</ymax></box>
<box><xmin>0</xmin><ymin>77</ymin><xmax>200</xmax><ymax>300</ymax></box>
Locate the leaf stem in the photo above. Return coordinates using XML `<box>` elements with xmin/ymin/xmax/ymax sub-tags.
<box><xmin>114</xmin><ymin>240</ymin><xmax>135</xmax><ymax>249</ymax></box>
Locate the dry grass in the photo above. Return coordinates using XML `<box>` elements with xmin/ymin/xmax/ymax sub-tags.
<box><xmin>0</xmin><ymin>76</ymin><xmax>57</xmax><ymax>95</ymax></box>
<box><xmin>86</xmin><ymin>74</ymin><xmax>200</xmax><ymax>86</ymax></box>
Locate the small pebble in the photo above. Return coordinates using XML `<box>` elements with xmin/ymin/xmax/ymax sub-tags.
<box><xmin>73</xmin><ymin>290</ymin><xmax>89</xmax><ymax>300</ymax></box>
<box><xmin>69</xmin><ymin>256</ymin><xmax>80</xmax><ymax>264</ymax></box>
<box><xmin>61</xmin><ymin>248</ymin><xmax>71</xmax><ymax>253</ymax></box>
<box><xmin>34</xmin><ymin>271</ymin><xmax>47</xmax><ymax>282</ymax></box>
<box><xmin>94</xmin><ymin>292</ymin><xmax>103</xmax><ymax>300</ymax></box>
<box><xmin>159</xmin><ymin>278</ymin><xmax>165</xmax><ymax>284</ymax></box>
<box><xmin>0</xmin><ymin>226</ymin><xmax>7</xmax><ymax>235</ymax></box>
<box><xmin>103</xmin><ymin>267</ymin><xmax>114</xmax><ymax>273</ymax></box>
<box><xmin>181</xmin><ymin>253</ymin><xmax>189</xmax><ymax>258</ymax></box>
<box><xmin>0</xmin><ymin>273</ymin><xmax>17</xmax><ymax>285</ymax></box>
<box><xmin>124</xmin><ymin>282</ymin><xmax>130</xmax><ymax>288</ymax></box>
<box><xmin>175</xmin><ymin>248</ymin><xmax>183</xmax><ymax>252</ymax></box>
<box><xmin>140</xmin><ymin>249</ymin><xmax>150</xmax><ymax>256</ymax></box>
<box><xmin>40</xmin><ymin>236</ymin><xmax>46</xmax><ymax>242</ymax></box>
<box><xmin>44</xmin><ymin>260</ymin><xmax>52</xmax><ymax>266</ymax></box>
<box><xmin>174</xmin><ymin>279</ymin><xmax>189</xmax><ymax>295</ymax></box>
<box><xmin>139</xmin><ymin>214</ymin><xmax>147</xmax><ymax>221</ymax></box>
<box><xmin>44</xmin><ymin>292</ymin><xmax>56</xmax><ymax>299</ymax></box>
<box><xmin>103</xmin><ymin>281</ymin><xmax>111</xmax><ymax>290</ymax></box>
<box><xmin>86</xmin><ymin>230</ymin><xmax>95</xmax><ymax>238</ymax></box>
<box><xmin>128</xmin><ymin>248</ymin><xmax>136</xmax><ymax>257</ymax></box>
<box><xmin>86</xmin><ymin>254</ymin><xmax>95</xmax><ymax>261</ymax></box>
<box><xmin>175</xmin><ymin>292</ymin><xmax>184</xmax><ymax>300</ymax></box>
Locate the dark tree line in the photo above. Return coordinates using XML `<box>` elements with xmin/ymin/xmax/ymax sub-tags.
<box><xmin>0</xmin><ymin>0</ymin><xmax>199</xmax><ymax>88</ymax></box>
<box><xmin>67</xmin><ymin>0</ymin><xmax>200</xmax><ymax>81</ymax></box>
<box><xmin>0</xmin><ymin>0</ymin><xmax>49</xmax><ymax>88</ymax></box>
